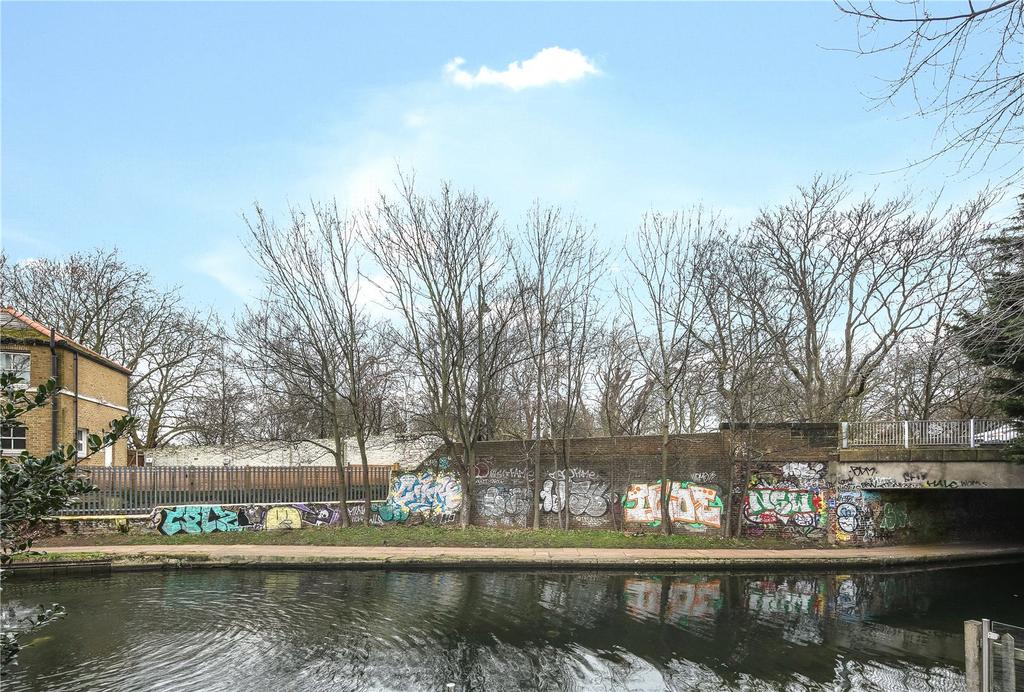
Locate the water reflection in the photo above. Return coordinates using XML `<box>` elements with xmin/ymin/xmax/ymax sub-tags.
<box><xmin>3</xmin><ymin>562</ymin><xmax>1021</xmax><ymax>691</ymax></box>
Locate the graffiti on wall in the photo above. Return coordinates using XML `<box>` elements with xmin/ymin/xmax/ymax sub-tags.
<box><xmin>156</xmin><ymin>505</ymin><xmax>242</xmax><ymax>535</ymax></box>
<box><xmin>479</xmin><ymin>485</ymin><xmax>530</xmax><ymax>518</ymax></box>
<box><xmin>878</xmin><ymin>502</ymin><xmax>910</xmax><ymax>531</ymax></box>
<box><xmin>374</xmin><ymin>471</ymin><xmax>463</xmax><ymax>524</ymax></box>
<box><xmin>474</xmin><ymin>466</ymin><xmax>613</xmax><ymax>523</ymax></box>
<box><xmin>622</xmin><ymin>481</ymin><xmax>723</xmax><ymax>529</ymax></box>
<box><xmin>745</xmin><ymin>488</ymin><xmax>821</xmax><ymax>525</ymax></box>
<box><xmin>152</xmin><ymin>502</ymin><xmax>378</xmax><ymax>535</ymax></box>
<box><xmin>540</xmin><ymin>476</ymin><xmax>610</xmax><ymax>517</ymax></box>
<box><xmin>743</xmin><ymin>463</ymin><xmax>828</xmax><ymax>539</ymax></box>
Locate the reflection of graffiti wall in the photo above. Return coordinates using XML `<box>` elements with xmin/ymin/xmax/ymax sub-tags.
<box><xmin>746</xmin><ymin>578</ymin><xmax>826</xmax><ymax>617</ymax></box>
<box><xmin>623</xmin><ymin>576</ymin><xmax>722</xmax><ymax>624</ymax></box>
<box><xmin>374</xmin><ymin>471</ymin><xmax>463</xmax><ymax>524</ymax></box>
<box><xmin>622</xmin><ymin>482</ymin><xmax>723</xmax><ymax>530</ymax></box>
<box><xmin>151</xmin><ymin>502</ymin><xmax>381</xmax><ymax>535</ymax></box>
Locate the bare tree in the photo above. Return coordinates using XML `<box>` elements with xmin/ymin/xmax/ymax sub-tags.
<box><xmin>512</xmin><ymin>204</ymin><xmax>603</xmax><ymax>529</ymax></box>
<box><xmin>697</xmin><ymin>234</ymin><xmax>793</xmax><ymax>423</ymax></box>
<box><xmin>243</xmin><ymin>201</ymin><xmax>397</xmax><ymax>527</ymax></box>
<box><xmin>620</xmin><ymin>209</ymin><xmax>715</xmax><ymax>535</ymax></box>
<box><xmin>836</xmin><ymin>0</ymin><xmax>1023</xmax><ymax>181</ymax></box>
<box><xmin>539</xmin><ymin>236</ymin><xmax>605</xmax><ymax>529</ymax></box>
<box><xmin>366</xmin><ymin>175</ymin><xmax>521</xmax><ymax>528</ymax></box>
<box><xmin>593</xmin><ymin>322</ymin><xmax>655</xmax><ymax>436</ymax></box>
<box><xmin>182</xmin><ymin>332</ymin><xmax>252</xmax><ymax>446</ymax></box>
<box><xmin>0</xmin><ymin>249</ymin><xmax>218</xmax><ymax>448</ymax></box>
<box><xmin>745</xmin><ymin>175</ymin><xmax>995</xmax><ymax>421</ymax></box>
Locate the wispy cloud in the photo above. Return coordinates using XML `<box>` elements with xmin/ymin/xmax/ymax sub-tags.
<box><xmin>445</xmin><ymin>46</ymin><xmax>600</xmax><ymax>91</ymax></box>
<box><xmin>191</xmin><ymin>242</ymin><xmax>259</xmax><ymax>300</ymax></box>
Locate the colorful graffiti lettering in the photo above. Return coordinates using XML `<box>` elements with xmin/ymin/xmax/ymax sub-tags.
<box><xmin>374</xmin><ymin>471</ymin><xmax>463</xmax><ymax>524</ymax></box>
<box><xmin>745</xmin><ymin>488</ymin><xmax>823</xmax><ymax>526</ymax></box>
<box><xmin>156</xmin><ymin>505</ymin><xmax>242</xmax><ymax>535</ymax></box>
<box><xmin>622</xmin><ymin>482</ymin><xmax>723</xmax><ymax>529</ymax></box>
<box><xmin>152</xmin><ymin>502</ymin><xmax>380</xmax><ymax>535</ymax></box>
<box><xmin>264</xmin><ymin>506</ymin><xmax>302</xmax><ymax>530</ymax></box>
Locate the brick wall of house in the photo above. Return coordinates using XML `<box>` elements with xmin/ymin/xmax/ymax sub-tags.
<box><xmin>57</xmin><ymin>349</ymin><xmax>130</xmax><ymax>467</ymax></box>
<box><xmin>2</xmin><ymin>341</ymin><xmax>130</xmax><ymax>466</ymax></box>
<box><xmin>57</xmin><ymin>348</ymin><xmax>129</xmax><ymax>409</ymax></box>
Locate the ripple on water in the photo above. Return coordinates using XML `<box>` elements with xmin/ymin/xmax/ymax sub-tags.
<box><xmin>4</xmin><ymin>565</ymin><xmax>1022</xmax><ymax>691</ymax></box>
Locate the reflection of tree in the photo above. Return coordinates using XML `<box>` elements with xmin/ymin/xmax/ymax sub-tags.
<box><xmin>5</xmin><ymin>567</ymin><xmax>1000</xmax><ymax>690</ymax></box>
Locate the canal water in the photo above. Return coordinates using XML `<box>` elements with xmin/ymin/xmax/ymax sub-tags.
<box><xmin>3</xmin><ymin>562</ymin><xmax>1022</xmax><ymax>691</ymax></box>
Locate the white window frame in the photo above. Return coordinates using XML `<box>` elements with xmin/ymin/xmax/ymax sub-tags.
<box><xmin>76</xmin><ymin>428</ymin><xmax>89</xmax><ymax>458</ymax></box>
<box><xmin>0</xmin><ymin>351</ymin><xmax>31</xmax><ymax>389</ymax></box>
<box><xmin>1</xmin><ymin>425</ymin><xmax>27</xmax><ymax>454</ymax></box>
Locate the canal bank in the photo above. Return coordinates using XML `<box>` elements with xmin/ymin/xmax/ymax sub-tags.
<box><xmin>26</xmin><ymin>542</ymin><xmax>1024</xmax><ymax>572</ymax></box>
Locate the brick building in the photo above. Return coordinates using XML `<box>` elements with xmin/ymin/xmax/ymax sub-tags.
<box><xmin>1</xmin><ymin>307</ymin><xmax>132</xmax><ymax>466</ymax></box>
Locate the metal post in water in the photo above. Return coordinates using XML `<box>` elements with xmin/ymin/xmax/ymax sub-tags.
<box><xmin>982</xmin><ymin>618</ymin><xmax>991</xmax><ymax>692</ymax></box>
<box><xmin>1002</xmin><ymin>633</ymin><xmax>1016</xmax><ymax>692</ymax></box>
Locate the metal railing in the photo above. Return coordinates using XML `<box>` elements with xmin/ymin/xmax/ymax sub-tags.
<box><xmin>61</xmin><ymin>465</ymin><xmax>393</xmax><ymax>515</ymax></box>
<box><xmin>841</xmin><ymin>419</ymin><xmax>1019</xmax><ymax>449</ymax></box>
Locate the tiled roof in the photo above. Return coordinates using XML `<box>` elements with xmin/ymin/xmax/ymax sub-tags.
<box><xmin>0</xmin><ymin>306</ymin><xmax>133</xmax><ymax>375</ymax></box>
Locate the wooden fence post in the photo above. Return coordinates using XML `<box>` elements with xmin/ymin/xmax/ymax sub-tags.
<box><xmin>965</xmin><ymin>620</ymin><xmax>982</xmax><ymax>692</ymax></box>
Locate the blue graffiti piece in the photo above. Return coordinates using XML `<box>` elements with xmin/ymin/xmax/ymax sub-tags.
<box><xmin>374</xmin><ymin>471</ymin><xmax>462</xmax><ymax>523</ymax></box>
<box><xmin>160</xmin><ymin>505</ymin><xmax>241</xmax><ymax>535</ymax></box>
<box><xmin>374</xmin><ymin>502</ymin><xmax>410</xmax><ymax>523</ymax></box>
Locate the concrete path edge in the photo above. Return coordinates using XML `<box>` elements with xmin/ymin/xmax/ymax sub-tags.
<box><xmin>22</xmin><ymin>543</ymin><xmax>1024</xmax><ymax>573</ymax></box>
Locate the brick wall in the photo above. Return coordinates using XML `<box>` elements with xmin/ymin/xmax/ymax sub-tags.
<box><xmin>2</xmin><ymin>342</ymin><xmax>130</xmax><ymax>466</ymax></box>
<box><xmin>723</xmin><ymin>425</ymin><xmax>837</xmax><ymax>542</ymax></box>
<box><xmin>465</xmin><ymin>434</ymin><xmax>732</xmax><ymax>532</ymax></box>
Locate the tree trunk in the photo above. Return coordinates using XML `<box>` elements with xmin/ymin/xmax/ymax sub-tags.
<box><xmin>733</xmin><ymin>429</ymin><xmax>753</xmax><ymax>538</ymax></box>
<box><xmin>533</xmin><ymin>336</ymin><xmax>544</xmax><ymax>530</ymax></box>
<box><xmin>334</xmin><ymin>444</ymin><xmax>351</xmax><ymax>528</ymax></box>
<box><xmin>661</xmin><ymin>395</ymin><xmax>672</xmax><ymax>536</ymax></box>
<box><xmin>560</xmin><ymin>435</ymin><xmax>570</xmax><ymax>530</ymax></box>
<box><xmin>459</xmin><ymin>447</ymin><xmax>474</xmax><ymax>529</ymax></box>
<box><xmin>357</xmin><ymin>430</ymin><xmax>371</xmax><ymax>527</ymax></box>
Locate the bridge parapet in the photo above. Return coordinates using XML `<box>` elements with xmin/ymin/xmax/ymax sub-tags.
<box><xmin>836</xmin><ymin>446</ymin><xmax>1023</xmax><ymax>490</ymax></box>
<box><xmin>840</xmin><ymin>419</ymin><xmax>1018</xmax><ymax>449</ymax></box>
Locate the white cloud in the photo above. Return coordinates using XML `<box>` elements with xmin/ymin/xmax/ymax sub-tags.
<box><xmin>191</xmin><ymin>242</ymin><xmax>259</xmax><ymax>300</ymax></box>
<box><xmin>445</xmin><ymin>46</ymin><xmax>600</xmax><ymax>91</ymax></box>
<box><xmin>403</xmin><ymin>110</ymin><xmax>427</xmax><ymax>128</ymax></box>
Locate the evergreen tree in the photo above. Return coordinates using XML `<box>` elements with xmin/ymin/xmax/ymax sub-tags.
<box><xmin>958</xmin><ymin>194</ymin><xmax>1024</xmax><ymax>457</ymax></box>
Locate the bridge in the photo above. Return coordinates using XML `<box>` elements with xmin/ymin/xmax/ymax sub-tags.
<box><xmin>836</xmin><ymin>419</ymin><xmax>1023</xmax><ymax>490</ymax></box>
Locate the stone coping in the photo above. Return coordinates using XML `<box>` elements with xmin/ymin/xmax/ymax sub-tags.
<box><xmin>28</xmin><ymin>543</ymin><xmax>1024</xmax><ymax>573</ymax></box>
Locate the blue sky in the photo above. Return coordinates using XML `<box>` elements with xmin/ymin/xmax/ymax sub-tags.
<box><xmin>1</xmin><ymin>2</ymin><xmax>1008</xmax><ymax>312</ymax></box>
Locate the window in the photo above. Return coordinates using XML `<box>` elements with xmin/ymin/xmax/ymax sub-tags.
<box><xmin>0</xmin><ymin>351</ymin><xmax>31</xmax><ymax>388</ymax></box>
<box><xmin>1</xmin><ymin>426</ymin><xmax>27</xmax><ymax>454</ymax></box>
<box><xmin>77</xmin><ymin>428</ymin><xmax>89</xmax><ymax>458</ymax></box>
